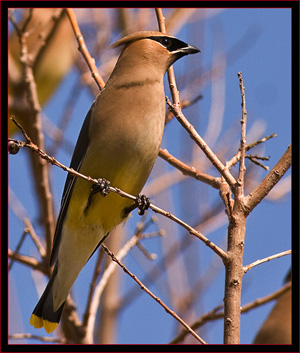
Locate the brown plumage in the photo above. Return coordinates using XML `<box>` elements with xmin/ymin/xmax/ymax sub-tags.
<box><xmin>30</xmin><ymin>31</ymin><xmax>199</xmax><ymax>333</ymax></box>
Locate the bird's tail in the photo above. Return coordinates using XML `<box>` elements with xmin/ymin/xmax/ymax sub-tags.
<box><xmin>30</xmin><ymin>265</ymin><xmax>64</xmax><ymax>334</ymax></box>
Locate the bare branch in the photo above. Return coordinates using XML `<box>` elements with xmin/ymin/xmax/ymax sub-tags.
<box><xmin>166</xmin><ymin>97</ymin><xmax>237</xmax><ymax>189</ymax></box>
<box><xmin>9</xmin><ymin>12</ymin><xmax>56</xmax><ymax>258</ymax></box>
<box><xmin>9</xmin><ymin>218</ymin><xmax>45</xmax><ymax>270</ymax></box>
<box><xmin>9</xmin><ymin>122</ymin><xmax>228</xmax><ymax>261</ymax></box>
<box><xmin>8</xmin><ymin>249</ymin><xmax>46</xmax><ymax>273</ymax></box>
<box><xmin>84</xmin><ymin>235</ymin><xmax>141</xmax><ymax>343</ymax></box>
<box><xmin>243</xmin><ymin>250</ymin><xmax>291</xmax><ymax>273</ymax></box>
<box><xmin>171</xmin><ymin>282</ymin><xmax>291</xmax><ymax>344</ymax></box>
<box><xmin>82</xmin><ymin>250</ymin><xmax>104</xmax><ymax>328</ymax></box>
<box><xmin>155</xmin><ymin>8</ymin><xmax>181</xmax><ymax>105</ymax></box>
<box><xmin>244</xmin><ymin>144</ymin><xmax>291</xmax><ymax>215</ymax></box>
<box><xmin>227</xmin><ymin>133</ymin><xmax>277</xmax><ymax>169</ymax></box>
<box><xmin>8</xmin><ymin>230</ymin><xmax>27</xmax><ymax>271</ymax></box>
<box><xmin>245</xmin><ymin>154</ymin><xmax>270</xmax><ymax>171</ymax></box>
<box><xmin>65</xmin><ymin>8</ymin><xmax>105</xmax><ymax>90</ymax></box>
<box><xmin>24</xmin><ymin>218</ymin><xmax>46</xmax><ymax>258</ymax></box>
<box><xmin>159</xmin><ymin>148</ymin><xmax>221</xmax><ymax>189</ymax></box>
<box><xmin>9</xmin><ymin>333</ymin><xmax>65</xmax><ymax>343</ymax></box>
<box><xmin>150</xmin><ymin>202</ymin><xmax>229</xmax><ymax>261</ymax></box>
<box><xmin>31</xmin><ymin>9</ymin><xmax>66</xmax><ymax>67</ymax></box>
<box><xmin>101</xmin><ymin>244</ymin><xmax>207</xmax><ymax>344</ymax></box>
<box><xmin>237</xmin><ymin>72</ymin><xmax>247</xmax><ymax>192</ymax></box>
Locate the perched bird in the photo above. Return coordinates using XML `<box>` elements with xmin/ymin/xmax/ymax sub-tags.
<box><xmin>30</xmin><ymin>31</ymin><xmax>200</xmax><ymax>333</ymax></box>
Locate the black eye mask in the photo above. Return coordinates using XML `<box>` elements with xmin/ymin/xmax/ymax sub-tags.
<box><xmin>147</xmin><ymin>36</ymin><xmax>190</xmax><ymax>53</ymax></box>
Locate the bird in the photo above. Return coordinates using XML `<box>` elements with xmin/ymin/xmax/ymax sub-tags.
<box><xmin>30</xmin><ymin>30</ymin><xmax>200</xmax><ymax>334</ymax></box>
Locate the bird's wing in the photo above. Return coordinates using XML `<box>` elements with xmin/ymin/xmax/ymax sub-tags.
<box><xmin>50</xmin><ymin>102</ymin><xmax>94</xmax><ymax>266</ymax></box>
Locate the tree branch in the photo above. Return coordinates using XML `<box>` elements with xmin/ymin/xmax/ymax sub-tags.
<box><xmin>84</xmin><ymin>235</ymin><xmax>141</xmax><ymax>343</ymax></box>
<box><xmin>9</xmin><ymin>120</ymin><xmax>229</xmax><ymax>262</ymax></box>
<box><xmin>8</xmin><ymin>249</ymin><xmax>47</xmax><ymax>273</ymax></box>
<box><xmin>9</xmin><ymin>333</ymin><xmax>65</xmax><ymax>343</ymax></box>
<box><xmin>9</xmin><ymin>12</ymin><xmax>55</xmax><ymax>260</ymax></box>
<box><xmin>237</xmin><ymin>72</ymin><xmax>247</xmax><ymax>193</ymax></box>
<box><xmin>158</xmin><ymin>148</ymin><xmax>221</xmax><ymax>189</ymax></box>
<box><xmin>244</xmin><ymin>145</ymin><xmax>291</xmax><ymax>215</ymax></box>
<box><xmin>155</xmin><ymin>8</ymin><xmax>181</xmax><ymax>105</ymax></box>
<box><xmin>101</xmin><ymin>244</ymin><xmax>207</xmax><ymax>344</ymax></box>
<box><xmin>226</xmin><ymin>133</ymin><xmax>277</xmax><ymax>169</ymax></box>
<box><xmin>243</xmin><ymin>250</ymin><xmax>291</xmax><ymax>273</ymax></box>
<box><xmin>170</xmin><ymin>281</ymin><xmax>291</xmax><ymax>344</ymax></box>
<box><xmin>166</xmin><ymin>98</ymin><xmax>237</xmax><ymax>189</ymax></box>
<box><xmin>65</xmin><ymin>8</ymin><xmax>105</xmax><ymax>90</ymax></box>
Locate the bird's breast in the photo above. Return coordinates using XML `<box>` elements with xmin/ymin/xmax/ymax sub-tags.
<box><xmin>88</xmin><ymin>80</ymin><xmax>166</xmax><ymax>180</ymax></box>
<box><xmin>66</xmin><ymin>81</ymin><xmax>166</xmax><ymax>233</ymax></box>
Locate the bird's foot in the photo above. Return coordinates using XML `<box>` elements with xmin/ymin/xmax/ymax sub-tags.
<box><xmin>136</xmin><ymin>194</ymin><xmax>150</xmax><ymax>215</ymax></box>
<box><xmin>91</xmin><ymin>178</ymin><xmax>111</xmax><ymax>197</ymax></box>
<box><xmin>122</xmin><ymin>194</ymin><xmax>150</xmax><ymax>217</ymax></box>
<box><xmin>85</xmin><ymin>178</ymin><xmax>111</xmax><ymax>213</ymax></box>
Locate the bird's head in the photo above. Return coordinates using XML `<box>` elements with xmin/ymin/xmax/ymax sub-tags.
<box><xmin>111</xmin><ymin>31</ymin><xmax>200</xmax><ymax>74</ymax></box>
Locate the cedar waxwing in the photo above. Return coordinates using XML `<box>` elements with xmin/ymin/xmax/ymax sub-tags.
<box><xmin>30</xmin><ymin>31</ymin><xmax>200</xmax><ymax>333</ymax></box>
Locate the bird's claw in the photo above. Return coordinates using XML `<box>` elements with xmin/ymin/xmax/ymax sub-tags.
<box><xmin>136</xmin><ymin>194</ymin><xmax>150</xmax><ymax>215</ymax></box>
<box><xmin>91</xmin><ymin>178</ymin><xmax>111</xmax><ymax>197</ymax></box>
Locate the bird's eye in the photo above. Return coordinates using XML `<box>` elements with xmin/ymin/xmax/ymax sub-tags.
<box><xmin>161</xmin><ymin>37</ymin><xmax>172</xmax><ymax>48</ymax></box>
<box><xmin>147</xmin><ymin>36</ymin><xmax>181</xmax><ymax>51</ymax></box>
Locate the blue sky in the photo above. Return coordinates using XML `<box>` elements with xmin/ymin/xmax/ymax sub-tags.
<box><xmin>8</xmin><ymin>7</ymin><xmax>292</xmax><ymax>345</ymax></box>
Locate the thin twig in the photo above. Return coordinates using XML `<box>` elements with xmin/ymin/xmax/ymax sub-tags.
<box><xmin>9</xmin><ymin>218</ymin><xmax>46</xmax><ymax>270</ymax></box>
<box><xmin>65</xmin><ymin>8</ymin><xmax>105</xmax><ymax>90</ymax></box>
<box><xmin>150</xmin><ymin>203</ymin><xmax>228</xmax><ymax>261</ymax></box>
<box><xmin>243</xmin><ymin>250</ymin><xmax>291</xmax><ymax>273</ymax></box>
<box><xmin>8</xmin><ymin>187</ymin><xmax>28</xmax><ymax>221</ymax></box>
<box><xmin>9</xmin><ymin>9</ymin><xmax>56</xmax><ymax>258</ymax></box>
<box><xmin>171</xmin><ymin>282</ymin><xmax>291</xmax><ymax>344</ymax></box>
<box><xmin>8</xmin><ymin>249</ymin><xmax>46</xmax><ymax>273</ymax></box>
<box><xmin>159</xmin><ymin>148</ymin><xmax>221</xmax><ymax>189</ymax></box>
<box><xmin>155</xmin><ymin>8</ymin><xmax>180</xmax><ymax>105</ymax></box>
<box><xmin>237</xmin><ymin>72</ymin><xmax>247</xmax><ymax>192</ymax></box>
<box><xmin>82</xmin><ymin>249</ymin><xmax>104</xmax><ymax>328</ymax></box>
<box><xmin>9</xmin><ymin>122</ymin><xmax>228</xmax><ymax>261</ymax></box>
<box><xmin>135</xmin><ymin>240</ymin><xmax>157</xmax><ymax>260</ymax></box>
<box><xmin>101</xmin><ymin>244</ymin><xmax>207</xmax><ymax>345</ymax></box>
<box><xmin>9</xmin><ymin>9</ymin><xmax>33</xmax><ymax>34</ymax></box>
<box><xmin>227</xmin><ymin>133</ymin><xmax>276</xmax><ymax>169</ymax></box>
<box><xmin>24</xmin><ymin>218</ymin><xmax>46</xmax><ymax>257</ymax></box>
<box><xmin>166</xmin><ymin>98</ymin><xmax>237</xmax><ymax>189</ymax></box>
<box><xmin>244</xmin><ymin>145</ymin><xmax>291</xmax><ymax>215</ymax></box>
<box><xmin>246</xmin><ymin>154</ymin><xmax>270</xmax><ymax>161</ymax></box>
<box><xmin>84</xmin><ymin>216</ymin><xmax>162</xmax><ymax>337</ymax></box>
<box><xmin>10</xmin><ymin>116</ymin><xmax>31</xmax><ymax>142</ymax></box>
<box><xmin>31</xmin><ymin>9</ymin><xmax>66</xmax><ymax>67</ymax></box>
<box><xmin>84</xmin><ymin>236</ymin><xmax>141</xmax><ymax>343</ymax></box>
<box><xmin>158</xmin><ymin>8</ymin><xmax>236</xmax><ymax>194</ymax></box>
<box><xmin>8</xmin><ymin>231</ymin><xmax>27</xmax><ymax>271</ymax></box>
<box><xmin>165</xmin><ymin>94</ymin><xmax>203</xmax><ymax>124</ymax></box>
<box><xmin>246</xmin><ymin>155</ymin><xmax>269</xmax><ymax>171</ymax></box>
<box><xmin>155</xmin><ymin>8</ymin><xmax>228</xmax><ymax>260</ymax></box>
<box><xmin>9</xmin><ymin>333</ymin><xmax>65</xmax><ymax>343</ymax></box>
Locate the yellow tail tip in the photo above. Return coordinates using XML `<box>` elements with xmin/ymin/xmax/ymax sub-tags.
<box><xmin>30</xmin><ymin>314</ymin><xmax>43</xmax><ymax>329</ymax></box>
<box><xmin>30</xmin><ymin>314</ymin><xmax>58</xmax><ymax>333</ymax></box>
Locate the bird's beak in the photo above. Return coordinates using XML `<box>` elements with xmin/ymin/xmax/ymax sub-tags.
<box><xmin>180</xmin><ymin>44</ymin><xmax>200</xmax><ymax>55</ymax></box>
